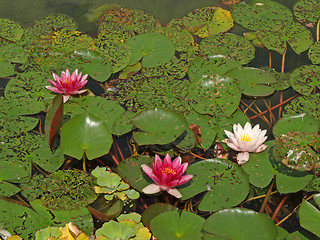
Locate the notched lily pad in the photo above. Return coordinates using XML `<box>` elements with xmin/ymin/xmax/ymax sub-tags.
<box><xmin>126</xmin><ymin>33</ymin><xmax>175</xmax><ymax>68</ymax></box>
<box><xmin>182</xmin><ymin>7</ymin><xmax>234</xmax><ymax>38</ymax></box>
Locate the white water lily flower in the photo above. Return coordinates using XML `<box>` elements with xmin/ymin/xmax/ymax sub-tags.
<box><xmin>223</xmin><ymin>122</ymin><xmax>268</xmax><ymax>165</ymax></box>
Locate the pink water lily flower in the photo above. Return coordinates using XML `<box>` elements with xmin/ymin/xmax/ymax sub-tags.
<box><xmin>46</xmin><ymin>68</ymin><xmax>88</xmax><ymax>102</ymax></box>
<box><xmin>141</xmin><ymin>154</ymin><xmax>193</xmax><ymax>198</ymax></box>
<box><xmin>223</xmin><ymin>122</ymin><xmax>268</xmax><ymax>165</ymax></box>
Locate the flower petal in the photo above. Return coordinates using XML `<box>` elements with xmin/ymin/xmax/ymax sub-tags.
<box><xmin>142</xmin><ymin>184</ymin><xmax>161</xmax><ymax>194</ymax></box>
<box><xmin>177</xmin><ymin>174</ymin><xmax>193</xmax><ymax>186</ymax></box>
<box><xmin>237</xmin><ymin>152</ymin><xmax>249</xmax><ymax>165</ymax></box>
<box><xmin>166</xmin><ymin>188</ymin><xmax>182</xmax><ymax>198</ymax></box>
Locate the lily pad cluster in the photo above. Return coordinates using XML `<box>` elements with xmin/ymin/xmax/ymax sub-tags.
<box><xmin>2</xmin><ymin>0</ymin><xmax>320</xmax><ymax>239</ymax></box>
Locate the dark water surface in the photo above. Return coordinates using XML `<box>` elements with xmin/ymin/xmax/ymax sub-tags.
<box><xmin>0</xmin><ymin>0</ymin><xmax>300</xmax><ymax>32</ymax></box>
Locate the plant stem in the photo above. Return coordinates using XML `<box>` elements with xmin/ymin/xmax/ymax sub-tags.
<box><xmin>317</xmin><ymin>17</ymin><xmax>320</xmax><ymax>42</ymax></box>
<box><xmin>272</xmin><ymin>195</ymin><xmax>289</xmax><ymax>220</ymax></box>
<box><xmin>82</xmin><ymin>154</ymin><xmax>87</xmax><ymax>172</ymax></box>
<box><xmin>259</xmin><ymin>179</ymin><xmax>274</xmax><ymax>213</ymax></box>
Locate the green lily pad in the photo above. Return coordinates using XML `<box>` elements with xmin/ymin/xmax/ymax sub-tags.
<box><xmin>98</xmin><ymin>8</ymin><xmax>161</xmax><ymax>39</ymax></box>
<box><xmin>131</xmin><ymin>108</ymin><xmax>188</xmax><ymax>145</ymax></box>
<box><xmin>231</xmin><ymin>0</ymin><xmax>293</xmax><ymax>31</ymax></box>
<box><xmin>95</xmin><ymin>219</ymin><xmax>138</xmax><ymax>240</ymax></box>
<box><xmin>0</xmin><ymin>61</ymin><xmax>15</xmax><ymax>77</ymax></box>
<box><xmin>0</xmin><ymin>42</ymin><xmax>28</xmax><ymax>64</ymax></box>
<box><xmin>294</xmin><ymin>0</ymin><xmax>320</xmax><ymax>27</ymax></box>
<box><xmin>182</xmin><ymin>7</ymin><xmax>234</xmax><ymax>38</ymax></box>
<box><xmin>112</xmin><ymin>111</ymin><xmax>136</xmax><ymax>136</ymax></box>
<box><xmin>283</xmin><ymin>94</ymin><xmax>320</xmax><ymax>125</ymax></box>
<box><xmin>117</xmin><ymin>155</ymin><xmax>154</xmax><ymax>192</ymax></box>
<box><xmin>21</xmin><ymin>170</ymin><xmax>97</xmax><ymax>211</ymax></box>
<box><xmin>257</xmin><ymin>20</ymin><xmax>314</xmax><ymax>55</ymax></box>
<box><xmin>35</xmin><ymin>226</ymin><xmax>61</xmax><ymax>240</ymax></box>
<box><xmin>179</xmin><ymin>159</ymin><xmax>250</xmax><ymax>212</ymax></box>
<box><xmin>96</xmin><ymin>35</ymin><xmax>133</xmax><ymax>73</ymax></box>
<box><xmin>150</xmin><ymin>210</ymin><xmax>205</xmax><ymax>240</ymax></box>
<box><xmin>64</xmin><ymin>96</ymin><xmax>125</xmax><ymax>135</ymax></box>
<box><xmin>202</xmin><ymin>208</ymin><xmax>278</xmax><ymax>240</ymax></box>
<box><xmin>273</xmin><ymin>113</ymin><xmax>319</xmax><ymax>137</ymax></box>
<box><xmin>126</xmin><ymin>33</ymin><xmax>175</xmax><ymax>68</ymax></box>
<box><xmin>273</xmin><ymin>131</ymin><xmax>320</xmax><ymax>171</ymax></box>
<box><xmin>299</xmin><ymin>197</ymin><xmax>320</xmax><ymax>237</ymax></box>
<box><xmin>142</xmin><ymin>203</ymin><xmax>178</xmax><ymax>228</ymax></box>
<box><xmin>188</xmin><ymin>55</ymin><xmax>241</xmax><ymax>83</ymax></box>
<box><xmin>241</xmin><ymin>143</ymin><xmax>275</xmax><ymax>188</ymax></box>
<box><xmin>226</xmin><ymin>67</ymin><xmax>277</xmax><ymax>97</ymax></box>
<box><xmin>188</xmin><ymin>74</ymin><xmax>241</xmax><ymax>118</ymax></box>
<box><xmin>276</xmin><ymin>170</ymin><xmax>313</xmax><ymax>194</ymax></box>
<box><xmin>290</xmin><ymin>65</ymin><xmax>320</xmax><ymax>96</ymax></box>
<box><xmin>308</xmin><ymin>41</ymin><xmax>320</xmax><ymax>65</ymax></box>
<box><xmin>286</xmin><ymin>231</ymin><xmax>310</xmax><ymax>240</ymax></box>
<box><xmin>0</xmin><ymin>181</ymin><xmax>21</xmax><ymax>197</ymax></box>
<box><xmin>0</xmin><ymin>18</ymin><xmax>24</xmax><ymax>42</ymax></box>
<box><xmin>60</xmin><ymin>113</ymin><xmax>113</xmax><ymax>160</ymax></box>
<box><xmin>200</xmin><ymin>33</ymin><xmax>255</xmax><ymax>65</ymax></box>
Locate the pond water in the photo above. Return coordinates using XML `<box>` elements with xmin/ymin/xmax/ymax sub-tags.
<box><xmin>0</xmin><ymin>0</ymin><xmax>300</xmax><ymax>32</ymax></box>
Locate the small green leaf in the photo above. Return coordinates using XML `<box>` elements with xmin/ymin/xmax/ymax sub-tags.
<box><xmin>95</xmin><ymin>220</ymin><xmax>138</xmax><ymax>240</ymax></box>
<box><xmin>299</xmin><ymin>199</ymin><xmax>320</xmax><ymax>237</ymax></box>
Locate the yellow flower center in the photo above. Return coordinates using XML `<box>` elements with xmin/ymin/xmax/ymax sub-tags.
<box><xmin>160</xmin><ymin>167</ymin><xmax>176</xmax><ymax>175</ymax></box>
<box><xmin>64</xmin><ymin>78</ymin><xmax>72</xmax><ymax>85</ymax></box>
<box><xmin>240</xmin><ymin>133</ymin><xmax>253</xmax><ymax>142</ymax></box>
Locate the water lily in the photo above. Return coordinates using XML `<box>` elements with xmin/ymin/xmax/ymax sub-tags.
<box><xmin>46</xmin><ymin>68</ymin><xmax>88</xmax><ymax>102</ymax></box>
<box><xmin>223</xmin><ymin>122</ymin><xmax>268</xmax><ymax>165</ymax></box>
<box><xmin>141</xmin><ymin>154</ymin><xmax>193</xmax><ymax>198</ymax></box>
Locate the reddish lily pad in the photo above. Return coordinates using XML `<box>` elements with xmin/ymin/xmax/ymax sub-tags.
<box><xmin>60</xmin><ymin>113</ymin><xmax>113</xmax><ymax>160</ymax></box>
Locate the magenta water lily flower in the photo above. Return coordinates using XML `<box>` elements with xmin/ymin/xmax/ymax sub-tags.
<box><xmin>46</xmin><ymin>69</ymin><xmax>88</xmax><ymax>102</ymax></box>
<box><xmin>141</xmin><ymin>154</ymin><xmax>193</xmax><ymax>198</ymax></box>
<box><xmin>223</xmin><ymin>122</ymin><xmax>268</xmax><ymax>165</ymax></box>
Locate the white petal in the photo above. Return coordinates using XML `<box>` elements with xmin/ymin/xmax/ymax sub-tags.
<box><xmin>237</xmin><ymin>152</ymin><xmax>250</xmax><ymax>165</ymax></box>
<box><xmin>225</xmin><ymin>141</ymin><xmax>241</xmax><ymax>151</ymax></box>
<box><xmin>142</xmin><ymin>184</ymin><xmax>161</xmax><ymax>194</ymax></box>
<box><xmin>254</xmin><ymin>144</ymin><xmax>268</xmax><ymax>153</ymax></box>
<box><xmin>167</xmin><ymin>188</ymin><xmax>182</xmax><ymax>198</ymax></box>
<box><xmin>243</xmin><ymin>122</ymin><xmax>252</xmax><ymax>132</ymax></box>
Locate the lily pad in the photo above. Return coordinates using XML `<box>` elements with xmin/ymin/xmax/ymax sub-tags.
<box><xmin>226</xmin><ymin>67</ymin><xmax>277</xmax><ymax>97</ymax></box>
<box><xmin>308</xmin><ymin>41</ymin><xmax>320</xmax><ymax>65</ymax></box>
<box><xmin>257</xmin><ymin>20</ymin><xmax>314</xmax><ymax>55</ymax></box>
<box><xmin>299</xmin><ymin>195</ymin><xmax>320</xmax><ymax>238</ymax></box>
<box><xmin>131</xmin><ymin>108</ymin><xmax>188</xmax><ymax>145</ymax></box>
<box><xmin>188</xmin><ymin>55</ymin><xmax>241</xmax><ymax>83</ymax></box>
<box><xmin>21</xmin><ymin>170</ymin><xmax>97</xmax><ymax>211</ymax></box>
<box><xmin>289</xmin><ymin>64</ymin><xmax>320</xmax><ymax>98</ymax></box>
<box><xmin>200</xmin><ymin>33</ymin><xmax>255</xmax><ymax>65</ymax></box>
<box><xmin>0</xmin><ymin>181</ymin><xmax>21</xmax><ymax>197</ymax></box>
<box><xmin>273</xmin><ymin>113</ymin><xmax>319</xmax><ymax>137</ymax></box>
<box><xmin>182</xmin><ymin>7</ymin><xmax>234</xmax><ymax>38</ymax></box>
<box><xmin>202</xmin><ymin>208</ymin><xmax>278</xmax><ymax>240</ymax></box>
<box><xmin>126</xmin><ymin>33</ymin><xmax>175</xmax><ymax>68</ymax></box>
<box><xmin>0</xmin><ymin>61</ymin><xmax>15</xmax><ymax>77</ymax></box>
<box><xmin>0</xmin><ymin>42</ymin><xmax>28</xmax><ymax>64</ymax></box>
<box><xmin>150</xmin><ymin>210</ymin><xmax>205</xmax><ymax>240</ymax></box>
<box><xmin>0</xmin><ymin>18</ymin><xmax>24</xmax><ymax>42</ymax></box>
<box><xmin>188</xmin><ymin>74</ymin><xmax>241</xmax><ymax>118</ymax></box>
<box><xmin>294</xmin><ymin>0</ymin><xmax>320</xmax><ymax>27</ymax></box>
<box><xmin>60</xmin><ymin>113</ymin><xmax>113</xmax><ymax>160</ymax></box>
<box><xmin>141</xmin><ymin>203</ymin><xmax>178</xmax><ymax>227</ymax></box>
<box><xmin>231</xmin><ymin>0</ymin><xmax>293</xmax><ymax>31</ymax></box>
<box><xmin>179</xmin><ymin>159</ymin><xmax>250</xmax><ymax>212</ymax></box>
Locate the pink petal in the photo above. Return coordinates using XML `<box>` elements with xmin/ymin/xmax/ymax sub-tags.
<box><xmin>177</xmin><ymin>174</ymin><xmax>193</xmax><ymax>186</ymax></box>
<box><xmin>163</xmin><ymin>153</ymin><xmax>171</xmax><ymax>168</ymax></box>
<box><xmin>166</xmin><ymin>179</ymin><xmax>180</xmax><ymax>188</ymax></box>
<box><xmin>141</xmin><ymin>164</ymin><xmax>153</xmax><ymax>178</ymax></box>
<box><xmin>46</xmin><ymin>86</ymin><xmax>64</xmax><ymax>94</ymax></box>
<box><xmin>171</xmin><ymin>156</ymin><xmax>182</xmax><ymax>169</ymax></box>
<box><xmin>142</xmin><ymin>184</ymin><xmax>161</xmax><ymax>194</ymax></box>
<box><xmin>237</xmin><ymin>152</ymin><xmax>249</xmax><ymax>165</ymax></box>
<box><xmin>166</xmin><ymin>188</ymin><xmax>182</xmax><ymax>198</ymax></box>
<box><xmin>154</xmin><ymin>154</ymin><xmax>163</xmax><ymax>169</ymax></box>
<box><xmin>52</xmin><ymin>73</ymin><xmax>61</xmax><ymax>82</ymax></box>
